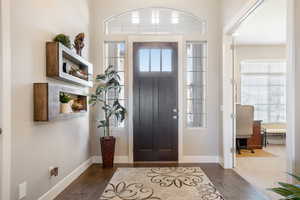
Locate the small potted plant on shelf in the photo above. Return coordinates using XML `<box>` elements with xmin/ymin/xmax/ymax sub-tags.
<box><xmin>269</xmin><ymin>173</ymin><xmax>300</xmax><ymax>199</ymax></box>
<box><xmin>89</xmin><ymin>65</ymin><xmax>126</xmax><ymax>168</ymax></box>
<box><xmin>53</xmin><ymin>34</ymin><xmax>72</xmax><ymax>49</ymax></box>
<box><xmin>60</xmin><ymin>93</ymin><xmax>73</xmax><ymax>114</ymax></box>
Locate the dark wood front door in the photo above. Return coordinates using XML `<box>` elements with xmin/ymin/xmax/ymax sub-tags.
<box><xmin>133</xmin><ymin>42</ymin><xmax>178</xmax><ymax>161</ymax></box>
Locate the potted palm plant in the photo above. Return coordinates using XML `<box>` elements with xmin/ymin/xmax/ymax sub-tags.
<box><xmin>269</xmin><ymin>173</ymin><xmax>300</xmax><ymax>199</ymax></box>
<box><xmin>89</xmin><ymin>65</ymin><xmax>126</xmax><ymax>168</ymax></box>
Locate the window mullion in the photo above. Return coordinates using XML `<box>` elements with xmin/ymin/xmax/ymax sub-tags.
<box><xmin>268</xmin><ymin>64</ymin><xmax>271</xmax><ymax>123</ymax></box>
<box><xmin>149</xmin><ymin>48</ymin><xmax>151</xmax><ymax>72</ymax></box>
<box><xmin>160</xmin><ymin>48</ymin><xmax>162</xmax><ymax>72</ymax></box>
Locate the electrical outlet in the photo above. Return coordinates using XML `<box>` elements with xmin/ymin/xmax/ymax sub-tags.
<box><xmin>19</xmin><ymin>182</ymin><xmax>27</xmax><ymax>199</ymax></box>
<box><xmin>49</xmin><ymin>166</ymin><xmax>59</xmax><ymax>177</ymax></box>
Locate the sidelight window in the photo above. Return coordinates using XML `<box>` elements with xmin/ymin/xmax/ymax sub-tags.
<box><xmin>104</xmin><ymin>41</ymin><xmax>126</xmax><ymax>128</ymax></box>
<box><xmin>186</xmin><ymin>41</ymin><xmax>207</xmax><ymax>128</ymax></box>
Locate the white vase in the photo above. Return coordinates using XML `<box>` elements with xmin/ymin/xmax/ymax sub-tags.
<box><xmin>60</xmin><ymin>103</ymin><xmax>73</xmax><ymax>114</ymax></box>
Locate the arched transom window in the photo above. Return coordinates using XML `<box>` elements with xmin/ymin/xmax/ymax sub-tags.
<box><xmin>105</xmin><ymin>7</ymin><xmax>206</xmax><ymax>35</ymax></box>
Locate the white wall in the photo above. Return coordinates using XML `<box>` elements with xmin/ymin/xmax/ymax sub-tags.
<box><xmin>89</xmin><ymin>0</ymin><xmax>222</xmax><ymax>160</ymax></box>
<box><xmin>234</xmin><ymin>45</ymin><xmax>287</xmax><ymax>102</ymax></box>
<box><xmin>10</xmin><ymin>0</ymin><xmax>91</xmax><ymax>199</ymax></box>
<box><xmin>1</xmin><ymin>0</ymin><xmax>12</xmax><ymax>199</ymax></box>
<box><xmin>222</xmin><ymin>0</ymin><xmax>256</xmax><ymax>27</ymax></box>
<box><xmin>294</xmin><ymin>0</ymin><xmax>300</xmax><ymax>173</ymax></box>
<box><xmin>0</xmin><ymin>0</ymin><xmax>4</xmax><ymax>196</ymax></box>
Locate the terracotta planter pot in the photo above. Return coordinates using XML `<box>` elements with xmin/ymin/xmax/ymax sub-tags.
<box><xmin>100</xmin><ymin>136</ymin><xmax>116</xmax><ymax>168</ymax></box>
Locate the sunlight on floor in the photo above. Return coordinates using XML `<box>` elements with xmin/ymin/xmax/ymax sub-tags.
<box><xmin>234</xmin><ymin>145</ymin><xmax>287</xmax><ymax>200</ymax></box>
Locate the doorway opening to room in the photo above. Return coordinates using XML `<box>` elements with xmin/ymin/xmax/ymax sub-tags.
<box><xmin>229</xmin><ymin>0</ymin><xmax>288</xmax><ymax>198</ymax></box>
<box><xmin>234</xmin><ymin>59</ymin><xmax>287</xmax><ymax>198</ymax></box>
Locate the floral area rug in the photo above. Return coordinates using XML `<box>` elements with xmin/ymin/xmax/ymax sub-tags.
<box><xmin>100</xmin><ymin>167</ymin><xmax>225</xmax><ymax>200</ymax></box>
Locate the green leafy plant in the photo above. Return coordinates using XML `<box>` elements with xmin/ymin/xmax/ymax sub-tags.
<box><xmin>53</xmin><ymin>34</ymin><xmax>71</xmax><ymax>49</ymax></box>
<box><xmin>269</xmin><ymin>173</ymin><xmax>300</xmax><ymax>200</ymax></box>
<box><xmin>60</xmin><ymin>93</ymin><xmax>72</xmax><ymax>103</ymax></box>
<box><xmin>89</xmin><ymin>65</ymin><xmax>126</xmax><ymax>137</ymax></box>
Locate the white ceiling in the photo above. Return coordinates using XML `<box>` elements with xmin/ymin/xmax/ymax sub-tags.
<box><xmin>235</xmin><ymin>0</ymin><xmax>286</xmax><ymax>45</ymax></box>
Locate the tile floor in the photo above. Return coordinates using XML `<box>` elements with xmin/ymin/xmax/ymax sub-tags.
<box><xmin>234</xmin><ymin>144</ymin><xmax>287</xmax><ymax>200</ymax></box>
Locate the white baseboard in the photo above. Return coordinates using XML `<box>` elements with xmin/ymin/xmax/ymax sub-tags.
<box><xmin>181</xmin><ymin>156</ymin><xmax>220</xmax><ymax>163</ymax></box>
<box><xmin>38</xmin><ymin>158</ymin><xmax>93</xmax><ymax>200</ymax></box>
<box><xmin>219</xmin><ymin>157</ymin><xmax>225</xmax><ymax>168</ymax></box>
<box><xmin>92</xmin><ymin>155</ymin><xmax>129</xmax><ymax>164</ymax></box>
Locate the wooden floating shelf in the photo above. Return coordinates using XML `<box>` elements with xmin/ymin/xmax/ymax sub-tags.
<box><xmin>33</xmin><ymin>83</ymin><xmax>88</xmax><ymax>121</ymax></box>
<box><xmin>46</xmin><ymin>42</ymin><xmax>93</xmax><ymax>87</ymax></box>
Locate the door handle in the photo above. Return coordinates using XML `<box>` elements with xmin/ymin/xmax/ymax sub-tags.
<box><xmin>0</xmin><ymin>128</ymin><xmax>2</xmax><ymax>135</ymax></box>
<box><xmin>173</xmin><ymin>115</ymin><xmax>177</xmax><ymax>119</ymax></box>
<box><xmin>172</xmin><ymin>109</ymin><xmax>177</xmax><ymax>113</ymax></box>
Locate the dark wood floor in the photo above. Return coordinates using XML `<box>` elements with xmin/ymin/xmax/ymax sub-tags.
<box><xmin>55</xmin><ymin>163</ymin><xmax>268</xmax><ymax>200</ymax></box>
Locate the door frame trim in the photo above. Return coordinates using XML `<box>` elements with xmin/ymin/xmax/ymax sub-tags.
<box><xmin>0</xmin><ymin>0</ymin><xmax>12</xmax><ymax>198</ymax></box>
<box><xmin>222</xmin><ymin>0</ymin><xmax>265</xmax><ymax>169</ymax></box>
<box><xmin>128</xmin><ymin>35</ymin><xmax>184</xmax><ymax>163</ymax></box>
<box><xmin>286</xmin><ymin>0</ymin><xmax>296</xmax><ymax>175</ymax></box>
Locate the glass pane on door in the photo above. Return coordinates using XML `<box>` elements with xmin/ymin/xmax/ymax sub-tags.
<box><xmin>162</xmin><ymin>49</ymin><xmax>172</xmax><ymax>72</ymax></box>
<box><xmin>139</xmin><ymin>49</ymin><xmax>150</xmax><ymax>72</ymax></box>
<box><xmin>150</xmin><ymin>49</ymin><xmax>161</xmax><ymax>72</ymax></box>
